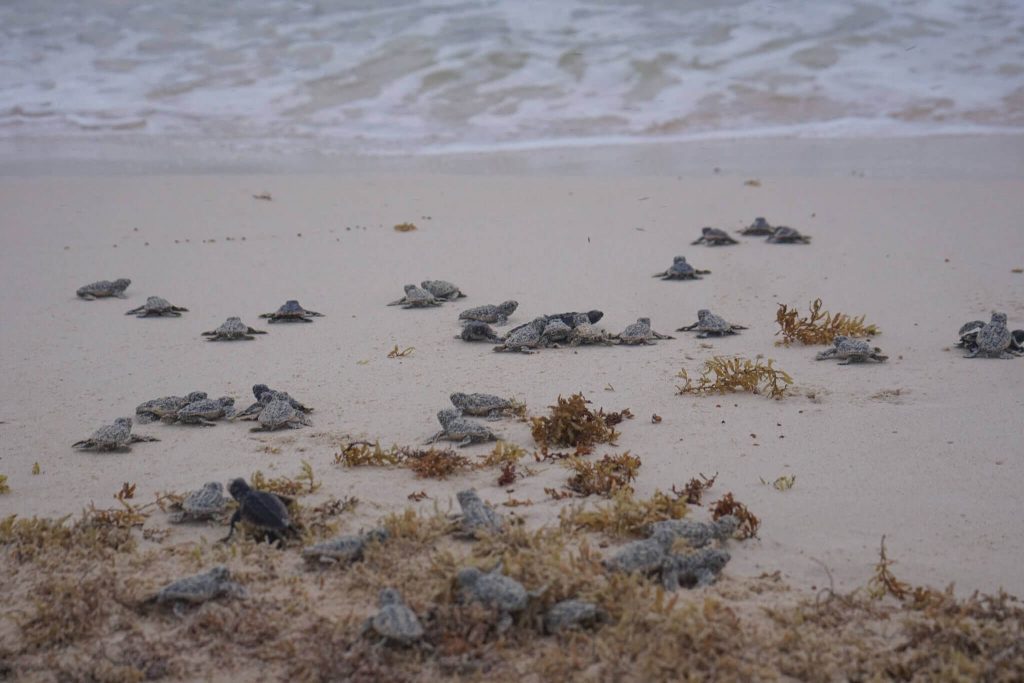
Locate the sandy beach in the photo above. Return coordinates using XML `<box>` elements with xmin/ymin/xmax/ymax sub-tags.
<box><xmin>2</xmin><ymin>135</ymin><xmax>1023</xmax><ymax>679</ymax></box>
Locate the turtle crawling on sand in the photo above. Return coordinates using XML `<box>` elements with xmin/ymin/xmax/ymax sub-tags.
<box><xmin>540</xmin><ymin>318</ymin><xmax>574</xmax><ymax>346</ymax></box>
<box><xmin>493</xmin><ymin>317</ymin><xmax>546</xmax><ymax>354</ymax></box>
<box><xmin>77</xmin><ymin>278</ymin><xmax>130</xmax><ymax>300</ymax></box>
<box><xmin>223</xmin><ymin>478</ymin><xmax>297</xmax><ymax>543</ymax></box>
<box><xmin>652</xmin><ymin>256</ymin><xmax>710</xmax><ymax>280</ymax></box>
<box><xmin>235</xmin><ymin>384</ymin><xmax>313</xmax><ymax>420</ymax></box>
<box><xmin>302</xmin><ymin>528</ymin><xmax>389</xmax><ymax>565</ymax></box>
<box><xmin>544</xmin><ymin>599</ymin><xmax>607</xmax><ymax>635</ymax></box>
<box><xmin>459</xmin><ymin>300</ymin><xmax>518</xmax><ymax>325</ymax></box>
<box><xmin>964</xmin><ymin>311</ymin><xmax>1014</xmax><ymax>359</ymax></box>
<box><xmin>691</xmin><ymin>226</ymin><xmax>738</xmax><ymax>246</ymax></box>
<box><xmin>72</xmin><ymin>417</ymin><xmax>159</xmax><ymax>451</ymax></box>
<box><xmin>453</xmin><ymin>489</ymin><xmax>505</xmax><ymax>537</ymax></box>
<box><xmin>766</xmin><ymin>226</ymin><xmax>811</xmax><ymax>244</ymax></box>
<box><xmin>259</xmin><ymin>300</ymin><xmax>323</xmax><ymax>322</ymax></box>
<box><xmin>614</xmin><ymin>317</ymin><xmax>675</xmax><ymax>345</ymax></box>
<box><xmin>815</xmin><ymin>336</ymin><xmax>888</xmax><ymax>364</ymax></box>
<box><xmin>507</xmin><ymin>310</ymin><xmax>604</xmax><ymax>338</ymax></box>
<box><xmin>126</xmin><ymin>296</ymin><xmax>188</xmax><ymax>317</ymax></box>
<box><xmin>676</xmin><ymin>309</ymin><xmax>748</xmax><ymax>337</ymax></box>
<box><xmin>169</xmin><ymin>482</ymin><xmax>228</xmax><ymax>524</ymax></box>
<box><xmin>365</xmin><ymin>588</ymin><xmax>425</xmax><ymax>645</ymax></box>
<box><xmin>202</xmin><ymin>317</ymin><xmax>267</xmax><ymax>341</ymax></box>
<box><xmin>457</xmin><ymin>565</ymin><xmax>529</xmax><ymax>632</ymax></box>
<box><xmin>955</xmin><ymin>320</ymin><xmax>987</xmax><ymax>351</ymax></box>
<box><xmin>250</xmin><ymin>395</ymin><xmax>311</xmax><ymax>431</ymax></box>
<box><xmin>135</xmin><ymin>391</ymin><xmax>207</xmax><ymax>423</ymax></box>
<box><xmin>1011</xmin><ymin>330</ymin><xmax>1024</xmax><ymax>354</ymax></box>
<box><xmin>603</xmin><ymin>529</ymin><xmax>675</xmax><ymax>575</ymax></box>
<box><xmin>421</xmin><ymin>280</ymin><xmax>467</xmax><ymax>301</ymax></box>
<box><xmin>456</xmin><ymin>321</ymin><xmax>504</xmax><ymax>342</ymax></box>
<box><xmin>659</xmin><ymin>548</ymin><xmax>731</xmax><ymax>589</ymax></box>
<box><xmin>152</xmin><ymin>566</ymin><xmax>246</xmax><ymax>615</ymax></box>
<box><xmin>173</xmin><ymin>396</ymin><xmax>235</xmax><ymax>426</ymax></box>
<box><xmin>389</xmin><ymin>284</ymin><xmax>441</xmax><ymax>308</ymax></box>
<box><xmin>648</xmin><ymin>516</ymin><xmax>738</xmax><ymax>548</ymax></box>
<box><xmin>450</xmin><ymin>392</ymin><xmax>522</xmax><ymax>419</ymax></box>
<box><xmin>739</xmin><ymin>217</ymin><xmax>775</xmax><ymax>236</ymax></box>
<box><xmin>427</xmin><ymin>408</ymin><xmax>498</xmax><ymax>447</ymax></box>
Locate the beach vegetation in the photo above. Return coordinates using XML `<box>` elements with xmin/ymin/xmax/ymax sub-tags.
<box><xmin>560</xmin><ymin>452</ymin><xmax>642</xmax><ymax>497</ymax></box>
<box><xmin>677</xmin><ymin>356</ymin><xmax>792</xmax><ymax>399</ymax></box>
<box><xmin>250</xmin><ymin>460</ymin><xmax>320</xmax><ymax>496</ymax></box>
<box><xmin>0</xmin><ymin>474</ymin><xmax>8</xmax><ymax>493</ymax></box>
<box><xmin>710</xmin><ymin>493</ymin><xmax>760</xmax><ymax>539</ymax></box>
<box><xmin>775</xmin><ymin>298</ymin><xmax>880</xmax><ymax>346</ymax></box>
<box><xmin>393</xmin><ymin>222</ymin><xmax>417</xmax><ymax>232</ymax></box>
<box><xmin>530</xmin><ymin>393</ymin><xmax>631</xmax><ymax>455</ymax></box>
<box><xmin>561</xmin><ymin>489</ymin><xmax>688</xmax><ymax>538</ymax></box>
<box><xmin>672</xmin><ymin>472</ymin><xmax>717</xmax><ymax>505</ymax></box>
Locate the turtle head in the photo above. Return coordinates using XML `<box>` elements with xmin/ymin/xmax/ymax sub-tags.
<box><xmin>186</xmin><ymin>391</ymin><xmax>208</xmax><ymax>402</ymax></box>
<box><xmin>379</xmin><ymin>587</ymin><xmax>402</xmax><ymax>606</ymax></box>
<box><xmin>285</xmin><ymin>299</ymin><xmax>300</xmax><ymax>307</ymax></box>
<box><xmin>673</xmin><ymin>255</ymin><xmax>687</xmax><ymax>263</ymax></box>
<box><xmin>696</xmin><ymin>309</ymin><xmax>710</xmax><ymax>320</ymax></box>
<box><xmin>113</xmin><ymin>278</ymin><xmax>131</xmax><ymax>289</ymax></box>
<box><xmin>498</xmin><ymin>300</ymin><xmax>518</xmax><ymax>315</ymax></box>
<box><xmin>449</xmin><ymin>392</ymin><xmax>467</xmax><ymax>407</ymax></box>
<box><xmin>258</xmin><ymin>392</ymin><xmax>275</xmax><ymax>405</ymax></box>
<box><xmin>216</xmin><ymin>396</ymin><xmax>235</xmax><ymax>407</ymax></box>
<box><xmin>637</xmin><ymin>317</ymin><xmax>651</xmax><ymax>326</ymax></box>
<box><xmin>403</xmin><ymin>284</ymin><xmax>417</xmax><ymax>294</ymax></box>
<box><xmin>714</xmin><ymin>515</ymin><xmax>739</xmax><ymax>538</ymax></box>
<box><xmin>203</xmin><ymin>481</ymin><xmax>224</xmax><ymax>495</ymax></box>
<box><xmin>586</xmin><ymin>310</ymin><xmax>604</xmax><ymax>324</ymax></box>
<box><xmin>227</xmin><ymin>478</ymin><xmax>251</xmax><ymax>501</ymax></box>
<box><xmin>704</xmin><ymin>549</ymin><xmax>731</xmax><ymax>572</ymax></box>
<box><xmin>226</xmin><ymin>316</ymin><xmax>242</xmax><ymax>323</ymax></box>
<box><xmin>833</xmin><ymin>335</ymin><xmax>849</xmax><ymax>345</ymax></box>
<box><xmin>991</xmin><ymin>311</ymin><xmax>1008</xmax><ymax>326</ymax></box>
<box><xmin>252</xmin><ymin>384</ymin><xmax>270</xmax><ymax>399</ymax></box>
<box><xmin>456</xmin><ymin>489</ymin><xmax>479</xmax><ymax>508</ymax></box>
<box><xmin>114</xmin><ymin>417</ymin><xmax>133</xmax><ymax>428</ymax></box>
<box><xmin>456</xmin><ymin>567</ymin><xmax>482</xmax><ymax>588</ymax></box>
<box><xmin>437</xmin><ymin>408</ymin><xmax>461</xmax><ymax>427</ymax></box>
<box><xmin>701</xmin><ymin>226</ymin><xmax>714</xmax><ymax>235</ymax></box>
<box><xmin>753</xmin><ymin>217</ymin><xmax>768</xmax><ymax>228</ymax></box>
<box><xmin>208</xmin><ymin>566</ymin><xmax>231</xmax><ymax>581</ymax></box>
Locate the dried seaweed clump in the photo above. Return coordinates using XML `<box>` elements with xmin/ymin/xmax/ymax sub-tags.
<box><xmin>393</xmin><ymin>222</ymin><xmax>417</xmax><ymax>232</ymax></box>
<box><xmin>710</xmin><ymin>493</ymin><xmax>760</xmax><ymax>539</ymax></box>
<box><xmin>530</xmin><ymin>393</ymin><xmax>630</xmax><ymax>455</ymax></box>
<box><xmin>561</xmin><ymin>489</ymin><xmax>688</xmax><ymax>538</ymax></box>
<box><xmin>677</xmin><ymin>357</ymin><xmax>792</xmax><ymax>399</ymax></box>
<box><xmin>478</xmin><ymin>441</ymin><xmax>529</xmax><ymax>467</ymax></box>
<box><xmin>251</xmin><ymin>460</ymin><xmax>320</xmax><ymax>497</ymax></box>
<box><xmin>334</xmin><ymin>441</ymin><xmax>404</xmax><ymax>467</ymax></box>
<box><xmin>672</xmin><ymin>472</ymin><xmax>717</xmax><ymax>505</ymax></box>
<box><xmin>1</xmin><ymin>513</ymin><xmax>135</xmax><ymax>561</ymax></box>
<box><xmin>404</xmin><ymin>448</ymin><xmax>473</xmax><ymax>480</ymax></box>
<box><xmin>562</xmin><ymin>453</ymin><xmax>642</xmax><ymax>497</ymax></box>
<box><xmin>775</xmin><ymin>298</ymin><xmax>880</xmax><ymax>346</ymax></box>
<box><xmin>0</xmin><ymin>474</ymin><xmax>9</xmax><ymax>494</ymax></box>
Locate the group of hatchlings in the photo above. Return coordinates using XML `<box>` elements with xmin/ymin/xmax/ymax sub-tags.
<box><xmin>73</xmin><ymin>214</ymin><xmax>1021</xmax><ymax>639</ymax></box>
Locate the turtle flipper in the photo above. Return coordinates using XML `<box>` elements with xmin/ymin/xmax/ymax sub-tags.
<box><xmin>676</xmin><ymin>323</ymin><xmax>699</xmax><ymax>331</ymax></box>
<box><xmin>246</xmin><ymin>327</ymin><xmax>267</xmax><ymax>335</ymax></box>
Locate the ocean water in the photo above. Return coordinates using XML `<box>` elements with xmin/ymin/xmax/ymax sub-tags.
<box><xmin>2</xmin><ymin>0</ymin><xmax>1023</xmax><ymax>156</ymax></box>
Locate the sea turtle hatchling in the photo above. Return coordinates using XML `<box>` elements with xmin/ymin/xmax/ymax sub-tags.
<box><xmin>652</xmin><ymin>256</ymin><xmax>710</xmax><ymax>280</ymax></box>
<box><xmin>302</xmin><ymin>528</ymin><xmax>389</xmax><ymax>565</ymax></box>
<box><xmin>151</xmin><ymin>566</ymin><xmax>246</xmax><ymax>615</ymax></box>
<box><xmin>691</xmin><ymin>226</ymin><xmax>738</xmax><ymax>246</ymax></box>
<box><xmin>250</xmin><ymin>395</ymin><xmax>312</xmax><ymax>431</ymax></box>
<box><xmin>540</xmin><ymin>319</ymin><xmax>573</xmax><ymax>346</ymax></box>
<box><xmin>459</xmin><ymin>300</ymin><xmax>518</xmax><ymax>326</ymax></box>
<box><xmin>364</xmin><ymin>588</ymin><xmax>425</xmax><ymax>645</ymax></box>
<box><xmin>1010</xmin><ymin>330</ymin><xmax>1024</xmax><ymax>354</ymax></box>
<box><xmin>169</xmin><ymin>482</ymin><xmax>228</xmax><ymax>524</ymax></box>
<box><xmin>676</xmin><ymin>309</ymin><xmax>748</xmax><ymax>337</ymax></box>
<box><xmin>427</xmin><ymin>408</ymin><xmax>498</xmax><ymax>447</ymax></box>
<box><xmin>173</xmin><ymin>396</ymin><xmax>236</xmax><ymax>426</ymax></box>
<box><xmin>223</xmin><ymin>477</ymin><xmax>297</xmax><ymax>543</ymax></box>
<box><xmin>388</xmin><ymin>284</ymin><xmax>441</xmax><ymax>308</ymax></box>
<box><xmin>125</xmin><ymin>296</ymin><xmax>188</xmax><ymax>317</ymax></box>
<box><xmin>493</xmin><ymin>317</ymin><xmax>546</xmax><ymax>354</ymax></box>
<box><xmin>135</xmin><ymin>391</ymin><xmax>207</xmax><ymax>423</ymax></box>
<box><xmin>659</xmin><ymin>548</ymin><xmax>731</xmax><ymax>590</ymax></box>
<box><xmin>72</xmin><ymin>417</ymin><xmax>159</xmax><ymax>451</ymax></box>
<box><xmin>456</xmin><ymin>565</ymin><xmax>530</xmax><ymax>632</ymax></box>
<box><xmin>450</xmin><ymin>392</ymin><xmax>523</xmax><ymax>419</ymax></box>
<box><xmin>614</xmin><ymin>317</ymin><xmax>675</xmax><ymax>345</ymax></box>
<box><xmin>506</xmin><ymin>310</ymin><xmax>604</xmax><ymax>338</ymax></box>
<box><xmin>815</xmin><ymin>336</ymin><xmax>888</xmax><ymax>364</ymax></box>
<box><xmin>738</xmin><ymin>217</ymin><xmax>775</xmax><ymax>236</ymax></box>
<box><xmin>235</xmin><ymin>384</ymin><xmax>313</xmax><ymax>420</ymax></box>
<box><xmin>202</xmin><ymin>317</ymin><xmax>267</xmax><ymax>341</ymax></box>
<box><xmin>421</xmin><ymin>280</ymin><xmax>467</xmax><ymax>301</ymax></box>
<box><xmin>648</xmin><ymin>516</ymin><xmax>739</xmax><ymax>548</ymax></box>
<box><xmin>456</xmin><ymin>321</ymin><xmax>504</xmax><ymax>342</ymax></box>
<box><xmin>259</xmin><ymin>300</ymin><xmax>324</xmax><ymax>323</ymax></box>
<box><xmin>964</xmin><ymin>311</ymin><xmax>1014</xmax><ymax>359</ymax></box>
<box><xmin>543</xmin><ymin>599</ymin><xmax>607</xmax><ymax>635</ymax></box>
<box><xmin>955</xmin><ymin>320</ymin><xmax>987</xmax><ymax>350</ymax></box>
<box><xmin>602</xmin><ymin>529</ymin><xmax>675</xmax><ymax>575</ymax></box>
<box><xmin>766</xmin><ymin>226</ymin><xmax>811</xmax><ymax>244</ymax></box>
<box><xmin>453</xmin><ymin>489</ymin><xmax>506</xmax><ymax>537</ymax></box>
<box><xmin>77</xmin><ymin>278</ymin><xmax>131</xmax><ymax>300</ymax></box>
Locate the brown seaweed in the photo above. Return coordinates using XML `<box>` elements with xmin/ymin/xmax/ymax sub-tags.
<box><xmin>677</xmin><ymin>356</ymin><xmax>792</xmax><ymax>399</ymax></box>
<box><xmin>775</xmin><ymin>298</ymin><xmax>880</xmax><ymax>346</ymax></box>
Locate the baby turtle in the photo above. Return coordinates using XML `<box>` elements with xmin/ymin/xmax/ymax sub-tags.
<box><xmin>302</xmin><ymin>528</ymin><xmax>389</xmax><ymax>565</ymax></box>
<box><xmin>815</xmin><ymin>336</ymin><xmax>888</xmax><ymax>364</ymax></box>
<box><xmin>614</xmin><ymin>317</ymin><xmax>675</xmax><ymax>345</ymax></box>
<box><xmin>450</xmin><ymin>392</ymin><xmax>522</xmax><ymax>419</ymax></box>
<box><xmin>250</xmin><ymin>395</ymin><xmax>312</xmax><ymax>431</ymax></box>
<box><xmin>388</xmin><ymin>284</ymin><xmax>441</xmax><ymax>308</ymax></box>
<box><xmin>421</xmin><ymin>280</ymin><xmax>467</xmax><ymax>301</ymax></box>
<box><xmin>568</xmin><ymin>320</ymin><xmax>617</xmax><ymax>346</ymax></box>
<box><xmin>457</xmin><ymin>565</ymin><xmax>529</xmax><ymax>632</ymax></box>
<box><xmin>738</xmin><ymin>216</ymin><xmax>775</xmax><ymax>236</ymax></box>
<box><xmin>955</xmin><ymin>320</ymin><xmax>987</xmax><ymax>350</ymax></box>
<box><xmin>169</xmin><ymin>482</ymin><xmax>228</xmax><ymax>524</ymax></box>
<box><xmin>493</xmin><ymin>317</ymin><xmax>546</xmax><ymax>354</ymax></box>
<box><xmin>135</xmin><ymin>391</ymin><xmax>207</xmax><ymax>423</ymax></box>
<box><xmin>507</xmin><ymin>310</ymin><xmax>604</xmax><ymax>338</ymax></box>
<box><xmin>151</xmin><ymin>566</ymin><xmax>246</xmax><ymax>615</ymax></box>
<box><xmin>459</xmin><ymin>300</ymin><xmax>518</xmax><ymax>326</ymax></box>
<box><xmin>659</xmin><ymin>548</ymin><xmax>731</xmax><ymax>590</ymax></box>
<box><xmin>72</xmin><ymin>417</ymin><xmax>159</xmax><ymax>451</ymax></box>
<box><xmin>365</xmin><ymin>588</ymin><xmax>425</xmax><ymax>645</ymax></box>
<box><xmin>174</xmin><ymin>396</ymin><xmax>235</xmax><ymax>426</ymax></box>
<box><xmin>603</xmin><ymin>529</ymin><xmax>675</xmax><ymax>575</ymax></box>
<box><xmin>964</xmin><ymin>311</ymin><xmax>1013</xmax><ymax>359</ymax></box>
<box><xmin>125</xmin><ymin>296</ymin><xmax>188</xmax><ymax>317</ymax></box>
<box><xmin>427</xmin><ymin>408</ymin><xmax>498</xmax><ymax>447</ymax></box>
<box><xmin>202</xmin><ymin>317</ymin><xmax>267</xmax><ymax>341</ymax></box>
<box><xmin>691</xmin><ymin>226</ymin><xmax>738</xmax><ymax>246</ymax></box>
<box><xmin>766</xmin><ymin>226</ymin><xmax>811</xmax><ymax>244</ymax></box>
<box><xmin>77</xmin><ymin>278</ymin><xmax>130</xmax><ymax>300</ymax></box>
<box><xmin>223</xmin><ymin>477</ymin><xmax>297</xmax><ymax>543</ymax></box>
<box><xmin>1010</xmin><ymin>329</ymin><xmax>1024</xmax><ymax>354</ymax></box>
<box><xmin>544</xmin><ymin>599</ymin><xmax>607</xmax><ymax>635</ymax></box>
<box><xmin>676</xmin><ymin>309</ymin><xmax>748</xmax><ymax>337</ymax></box>
<box><xmin>235</xmin><ymin>384</ymin><xmax>313</xmax><ymax>420</ymax></box>
<box><xmin>652</xmin><ymin>256</ymin><xmax>710</xmax><ymax>280</ymax></box>
<box><xmin>453</xmin><ymin>489</ymin><xmax>505</xmax><ymax>537</ymax></box>
<box><xmin>456</xmin><ymin>321</ymin><xmax>504</xmax><ymax>342</ymax></box>
<box><xmin>648</xmin><ymin>515</ymin><xmax>738</xmax><ymax>548</ymax></box>
<box><xmin>259</xmin><ymin>300</ymin><xmax>324</xmax><ymax>323</ymax></box>
<box><xmin>540</xmin><ymin>318</ymin><xmax>573</xmax><ymax>346</ymax></box>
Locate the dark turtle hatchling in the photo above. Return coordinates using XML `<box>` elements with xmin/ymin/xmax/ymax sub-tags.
<box><xmin>493</xmin><ymin>317</ymin><xmax>546</xmax><ymax>354</ymax></box>
<box><xmin>169</xmin><ymin>482</ymin><xmax>228</xmax><ymax>524</ymax></box>
<box><xmin>766</xmin><ymin>226</ymin><xmax>811</xmax><ymax>244</ymax></box>
<box><xmin>648</xmin><ymin>515</ymin><xmax>738</xmax><ymax>548</ymax></box>
<box><xmin>738</xmin><ymin>217</ymin><xmax>775</xmax><ymax>236</ymax></box>
<box><xmin>457</xmin><ymin>565</ymin><xmax>529</xmax><ymax>632</ymax></box>
<box><xmin>72</xmin><ymin>417</ymin><xmax>159</xmax><ymax>451</ymax></box>
<box><xmin>964</xmin><ymin>311</ymin><xmax>1014</xmax><ymax>359</ymax></box>
<box><xmin>173</xmin><ymin>396</ymin><xmax>235</xmax><ymax>426</ymax></box>
<box><xmin>955</xmin><ymin>319</ymin><xmax>987</xmax><ymax>350</ymax></box>
<box><xmin>302</xmin><ymin>527</ymin><xmax>389</xmax><ymax>565</ymax></box>
<box><xmin>652</xmin><ymin>256</ymin><xmax>710</xmax><ymax>280</ymax></box>
<box><xmin>135</xmin><ymin>391</ymin><xmax>207</xmax><ymax>423</ymax></box>
<box><xmin>77</xmin><ymin>278</ymin><xmax>130</xmax><ymax>300</ymax></box>
<box><xmin>456</xmin><ymin>321</ymin><xmax>504</xmax><ymax>342</ymax></box>
<box><xmin>507</xmin><ymin>310</ymin><xmax>604</xmax><ymax>339</ymax></box>
<box><xmin>125</xmin><ymin>296</ymin><xmax>188</xmax><ymax>317</ymax></box>
<box><xmin>815</xmin><ymin>336</ymin><xmax>888</xmax><ymax>364</ymax></box>
<box><xmin>453</xmin><ymin>489</ymin><xmax>505</xmax><ymax>537</ymax></box>
<box><xmin>421</xmin><ymin>280</ymin><xmax>467</xmax><ymax>301</ymax></box>
<box><xmin>691</xmin><ymin>226</ymin><xmax>738</xmax><ymax>246</ymax></box>
<box><xmin>450</xmin><ymin>392</ymin><xmax>523</xmax><ymax>419</ymax></box>
<box><xmin>1010</xmin><ymin>329</ymin><xmax>1024</xmax><ymax>354</ymax></box>
<box><xmin>540</xmin><ymin>318</ymin><xmax>573</xmax><ymax>346</ymax></box>
<box><xmin>544</xmin><ymin>599</ymin><xmax>607</xmax><ymax>635</ymax></box>
<box><xmin>202</xmin><ymin>317</ymin><xmax>267</xmax><ymax>341</ymax></box>
<box><xmin>365</xmin><ymin>588</ymin><xmax>425</xmax><ymax>645</ymax></box>
<box><xmin>566</xmin><ymin>313</ymin><xmax>617</xmax><ymax>347</ymax></box>
<box><xmin>459</xmin><ymin>300</ymin><xmax>518</xmax><ymax>325</ymax></box>
<box><xmin>250</xmin><ymin>395</ymin><xmax>312</xmax><ymax>431</ymax></box>
<box><xmin>223</xmin><ymin>477</ymin><xmax>297</xmax><ymax>543</ymax></box>
<box><xmin>235</xmin><ymin>384</ymin><xmax>313</xmax><ymax>420</ymax></box>
<box><xmin>427</xmin><ymin>408</ymin><xmax>498</xmax><ymax>447</ymax></box>
<box><xmin>389</xmin><ymin>284</ymin><xmax>441</xmax><ymax>308</ymax></box>
<box><xmin>676</xmin><ymin>309</ymin><xmax>748</xmax><ymax>337</ymax></box>
<box><xmin>259</xmin><ymin>299</ymin><xmax>324</xmax><ymax>323</ymax></box>
<box><xmin>151</xmin><ymin>566</ymin><xmax>246</xmax><ymax>615</ymax></box>
<box><xmin>603</xmin><ymin>529</ymin><xmax>675</xmax><ymax>575</ymax></box>
<box><xmin>614</xmin><ymin>317</ymin><xmax>675</xmax><ymax>345</ymax></box>
<box><xmin>659</xmin><ymin>548</ymin><xmax>731</xmax><ymax>590</ymax></box>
